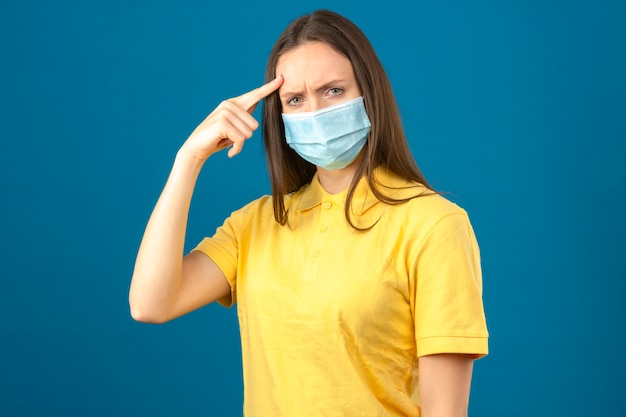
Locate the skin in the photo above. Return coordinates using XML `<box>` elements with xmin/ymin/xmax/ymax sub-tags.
<box><xmin>276</xmin><ymin>41</ymin><xmax>363</xmax><ymax>194</ymax></box>
<box><xmin>129</xmin><ymin>41</ymin><xmax>475</xmax><ymax>417</ymax></box>
<box><xmin>129</xmin><ymin>76</ymin><xmax>282</xmax><ymax>323</ymax></box>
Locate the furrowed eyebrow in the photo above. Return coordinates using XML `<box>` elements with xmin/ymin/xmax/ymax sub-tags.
<box><xmin>279</xmin><ymin>79</ymin><xmax>347</xmax><ymax>99</ymax></box>
<box><xmin>314</xmin><ymin>79</ymin><xmax>346</xmax><ymax>93</ymax></box>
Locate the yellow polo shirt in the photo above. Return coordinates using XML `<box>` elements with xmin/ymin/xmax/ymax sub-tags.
<box><xmin>193</xmin><ymin>166</ymin><xmax>488</xmax><ymax>417</ymax></box>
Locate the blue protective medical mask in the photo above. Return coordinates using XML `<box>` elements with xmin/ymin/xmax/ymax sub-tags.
<box><xmin>281</xmin><ymin>96</ymin><xmax>371</xmax><ymax>170</ymax></box>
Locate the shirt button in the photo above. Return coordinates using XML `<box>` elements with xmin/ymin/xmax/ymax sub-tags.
<box><xmin>323</xmin><ymin>201</ymin><xmax>332</xmax><ymax>209</ymax></box>
<box><xmin>320</xmin><ymin>224</ymin><xmax>328</xmax><ymax>233</ymax></box>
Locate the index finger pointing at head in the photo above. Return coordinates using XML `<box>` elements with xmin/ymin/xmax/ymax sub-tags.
<box><xmin>236</xmin><ymin>75</ymin><xmax>284</xmax><ymax>112</ymax></box>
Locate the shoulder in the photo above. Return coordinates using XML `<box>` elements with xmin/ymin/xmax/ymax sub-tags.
<box><xmin>373</xmin><ymin>167</ymin><xmax>464</xmax><ymax>214</ymax></box>
<box><xmin>375</xmin><ymin>168</ymin><xmax>468</xmax><ymax>219</ymax></box>
<box><xmin>386</xmin><ymin>192</ymin><xmax>471</xmax><ymax>239</ymax></box>
<box><xmin>405</xmin><ymin>191</ymin><xmax>467</xmax><ymax>218</ymax></box>
<box><xmin>238</xmin><ymin>194</ymin><xmax>274</xmax><ymax>213</ymax></box>
<box><xmin>375</xmin><ymin>173</ymin><xmax>474</xmax><ymax>242</ymax></box>
<box><xmin>225</xmin><ymin>194</ymin><xmax>275</xmax><ymax>226</ymax></box>
<box><xmin>227</xmin><ymin>181</ymin><xmax>317</xmax><ymax>228</ymax></box>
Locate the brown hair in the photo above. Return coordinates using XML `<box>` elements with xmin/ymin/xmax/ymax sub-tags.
<box><xmin>262</xmin><ymin>9</ymin><xmax>434</xmax><ymax>229</ymax></box>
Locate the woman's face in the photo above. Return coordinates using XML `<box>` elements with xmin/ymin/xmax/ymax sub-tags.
<box><xmin>276</xmin><ymin>41</ymin><xmax>362</xmax><ymax>114</ymax></box>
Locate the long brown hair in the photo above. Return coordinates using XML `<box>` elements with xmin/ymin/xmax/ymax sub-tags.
<box><xmin>262</xmin><ymin>9</ymin><xmax>434</xmax><ymax>228</ymax></box>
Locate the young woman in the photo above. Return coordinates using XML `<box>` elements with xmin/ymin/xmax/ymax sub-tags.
<box><xmin>130</xmin><ymin>9</ymin><xmax>488</xmax><ymax>417</ymax></box>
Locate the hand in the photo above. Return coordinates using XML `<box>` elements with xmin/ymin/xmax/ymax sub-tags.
<box><xmin>179</xmin><ymin>75</ymin><xmax>284</xmax><ymax>162</ymax></box>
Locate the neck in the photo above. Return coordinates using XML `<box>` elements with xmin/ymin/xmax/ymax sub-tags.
<box><xmin>316</xmin><ymin>157</ymin><xmax>362</xmax><ymax>195</ymax></box>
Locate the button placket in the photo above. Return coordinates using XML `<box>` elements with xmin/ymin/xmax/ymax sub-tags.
<box><xmin>315</xmin><ymin>200</ymin><xmax>336</xmax><ymax>252</ymax></box>
<box><xmin>302</xmin><ymin>200</ymin><xmax>336</xmax><ymax>282</ymax></box>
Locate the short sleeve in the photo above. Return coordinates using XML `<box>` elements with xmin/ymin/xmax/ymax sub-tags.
<box><xmin>411</xmin><ymin>212</ymin><xmax>489</xmax><ymax>358</ymax></box>
<box><xmin>192</xmin><ymin>209</ymin><xmax>247</xmax><ymax>308</ymax></box>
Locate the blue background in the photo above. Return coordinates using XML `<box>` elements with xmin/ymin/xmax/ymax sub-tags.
<box><xmin>1</xmin><ymin>0</ymin><xmax>625</xmax><ymax>416</ymax></box>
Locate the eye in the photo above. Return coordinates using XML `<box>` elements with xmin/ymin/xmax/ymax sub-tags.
<box><xmin>327</xmin><ymin>87</ymin><xmax>344</xmax><ymax>97</ymax></box>
<box><xmin>287</xmin><ymin>96</ymin><xmax>303</xmax><ymax>106</ymax></box>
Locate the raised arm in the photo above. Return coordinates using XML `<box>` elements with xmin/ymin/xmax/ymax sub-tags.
<box><xmin>129</xmin><ymin>76</ymin><xmax>283</xmax><ymax>324</ymax></box>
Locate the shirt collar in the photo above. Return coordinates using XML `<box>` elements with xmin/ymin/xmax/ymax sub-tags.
<box><xmin>292</xmin><ymin>165</ymin><xmax>421</xmax><ymax>214</ymax></box>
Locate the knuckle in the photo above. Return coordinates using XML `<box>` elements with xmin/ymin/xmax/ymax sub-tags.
<box><xmin>218</xmin><ymin>99</ymin><xmax>232</xmax><ymax>109</ymax></box>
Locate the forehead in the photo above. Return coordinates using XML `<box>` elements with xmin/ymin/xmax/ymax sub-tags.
<box><xmin>276</xmin><ymin>42</ymin><xmax>355</xmax><ymax>85</ymax></box>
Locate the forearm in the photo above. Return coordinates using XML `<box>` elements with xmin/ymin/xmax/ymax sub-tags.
<box><xmin>128</xmin><ymin>76</ymin><xmax>283</xmax><ymax>323</ymax></box>
<box><xmin>418</xmin><ymin>354</ymin><xmax>474</xmax><ymax>417</ymax></box>
<box><xmin>129</xmin><ymin>151</ymin><xmax>204</xmax><ymax>322</ymax></box>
